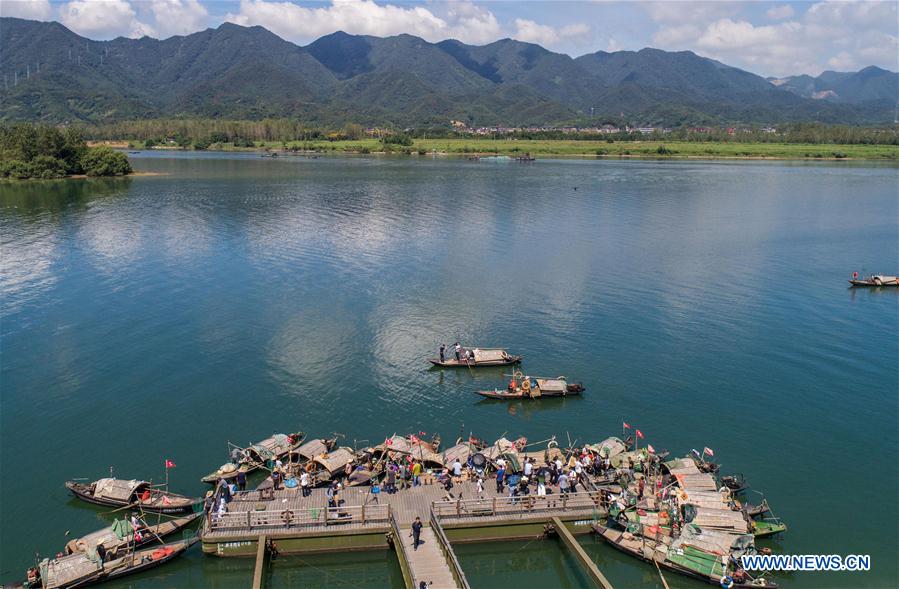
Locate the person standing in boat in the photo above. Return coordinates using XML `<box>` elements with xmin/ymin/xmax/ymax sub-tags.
<box><xmin>454</xmin><ymin>342</ymin><xmax>462</xmax><ymax>362</ymax></box>
<box><xmin>439</xmin><ymin>343</ymin><xmax>446</xmax><ymax>363</ymax></box>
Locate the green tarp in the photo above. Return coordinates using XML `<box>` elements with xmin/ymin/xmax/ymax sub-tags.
<box><xmin>111</xmin><ymin>518</ymin><xmax>132</xmax><ymax>540</ymax></box>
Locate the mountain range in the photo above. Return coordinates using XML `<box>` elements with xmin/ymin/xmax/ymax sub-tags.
<box><xmin>1</xmin><ymin>17</ymin><xmax>896</xmax><ymax>127</ymax></box>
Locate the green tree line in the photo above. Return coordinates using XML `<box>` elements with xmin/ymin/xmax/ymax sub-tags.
<box><xmin>83</xmin><ymin>119</ymin><xmax>898</xmax><ymax>147</ymax></box>
<box><xmin>1</xmin><ymin>124</ymin><xmax>132</xmax><ymax>180</ymax></box>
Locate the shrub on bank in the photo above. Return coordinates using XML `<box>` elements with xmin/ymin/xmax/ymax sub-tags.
<box><xmin>0</xmin><ymin>124</ymin><xmax>132</xmax><ymax>179</ymax></box>
<box><xmin>79</xmin><ymin>147</ymin><xmax>132</xmax><ymax>176</ymax></box>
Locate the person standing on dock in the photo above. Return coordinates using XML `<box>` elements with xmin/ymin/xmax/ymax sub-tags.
<box><xmin>452</xmin><ymin>458</ymin><xmax>462</xmax><ymax>480</ymax></box>
<box><xmin>412</xmin><ymin>460</ymin><xmax>422</xmax><ymax>487</ymax></box>
<box><xmin>236</xmin><ymin>470</ymin><xmax>247</xmax><ymax>492</ymax></box>
<box><xmin>300</xmin><ymin>471</ymin><xmax>310</xmax><ymax>497</ymax></box>
<box><xmin>411</xmin><ymin>517</ymin><xmax>423</xmax><ymax>551</ymax></box>
<box><xmin>558</xmin><ymin>471</ymin><xmax>569</xmax><ymax>494</ymax></box>
<box><xmin>386</xmin><ymin>464</ymin><xmax>397</xmax><ymax>494</ymax></box>
<box><xmin>496</xmin><ymin>465</ymin><xmax>505</xmax><ymax>492</ymax></box>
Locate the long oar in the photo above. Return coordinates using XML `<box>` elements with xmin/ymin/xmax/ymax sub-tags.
<box><xmin>653</xmin><ymin>558</ymin><xmax>671</xmax><ymax>589</ymax></box>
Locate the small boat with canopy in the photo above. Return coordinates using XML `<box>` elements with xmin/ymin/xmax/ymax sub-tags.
<box><xmin>475</xmin><ymin>370</ymin><xmax>584</xmax><ymax>399</ymax></box>
<box><xmin>63</xmin><ymin>513</ymin><xmax>201</xmax><ymax>558</ymax></box>
<box><xmin>848</xmin><ymin>272</ymin><xmax>899</xmax><ymax>287</ymax></box>
<box><xmin>201</xmin><ymin>431</ymin><xmax>305</xmax><ymax>483</ymax></box>
<box><xmin>429</xmin><ymin>347</ymin><xmax>522</xmax><ymax>368</ymax></box>
<box><xmin>17</xmin><ymin>537</ymin><xmax>197</xmax><ymax>589</ymax></box>
<box><xmin>65</xmin><ymin>478</ymin><xmax>202</xmax><ymax>514</ymax></box>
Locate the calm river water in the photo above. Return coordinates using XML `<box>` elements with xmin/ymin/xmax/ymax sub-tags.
<box><xmin>1</xmin><ymin>153</ymin><xmax>896</xmax><ymax>588</ymax></box>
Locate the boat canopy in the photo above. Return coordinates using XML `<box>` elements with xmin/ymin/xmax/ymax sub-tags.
<box><xmin>442</xmin><ymin>443</ymin><xmax>473</xmax><ymax>467</ymax></box>
<box><xmin>248</xmin><ymin>433</ymin><xmax>292</xmax><ymax>460</ymax></box>
<box><xmin>376</xmin><ymin>435</ymin><xmax>414</xmax><ymax>455</ymax></box>
<box><xmin>473</xmin><ymin>348</ymin><xmax>506</xmax><ymax>362</ymax></box>
<box><xmin>42</xmin><ymin>551</ymin><xmax>101</xmax><ymax>588</ymax></box>
<box><xmin>65</xmin><ymin>519</ymin><xmax>132</xmax><ymax>554</ymax></box>
<box><xmin>94</xmin><ymin>478</ymin><xmax>145</xmax><ymax>501</ymax></box>
<box><xmin>610</xmin><ymin>449</ymin><xmax>650</xmax><ymax>468</ymax></box>
<box><xmin>588</xmin><ymin>436</ymin><xmax>627</xmax><ymax>458</ymax></box>
<box><xmin>671</xmin><ymin>523</ymin><xmax>755</xmax><ymax>558</ymax></box>
<box><xmin>535</xmin><ymin>378</ymin><xmax>567</xmax><ymax>392</ymax></box>
<box><xmin>313</xmin><ymin>448</ymin><xmax>355</xmax><ymax>474</ymax></box>
<box><xmin>294</xmin><ymin>438</ymin><xmax>330</xmax><ymax>461</ymax></box>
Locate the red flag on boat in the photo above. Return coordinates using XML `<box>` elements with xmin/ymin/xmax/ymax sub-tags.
<box><xmin>385</xmin><ymin>438</ymin><xmax>392</xmax><ymax>446</ymax></box>
<box><xmin>165</xmin><ymin>459</ymin><xmax>176</xmax><ymax>469</ymax></box>
<box><xmin>419</xmin><ymin>431</ymin><xmax>427</xmax><ymax>436</ymax></box>
<box><xmin>636</xmin><ymin>430</ymin><xmax>644</xmax><ymax>439</ymax></box>
<box><xmin>647</xmin><ymin>444</ymin><xmax>655</xmax><ymax>453</ymax></box>
<box><xmin>703</xmin><ymin>447</ymin><xmax>714</xmax><ymax>457</ymax></box>
<box><xmin>623</xmin><ymin>422</ymin><xmax>631</xmax><ymax>429</ymax></box>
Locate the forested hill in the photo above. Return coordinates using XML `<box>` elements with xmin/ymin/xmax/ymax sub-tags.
<box><xmin>1</xmin><ymin>17</ymin><xmax>895</xmax><ymax>126</ymax></box>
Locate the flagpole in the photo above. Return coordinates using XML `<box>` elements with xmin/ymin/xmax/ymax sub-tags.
<box><xmin>165</xmin><ymin>461</ymin><xmax>169</xmax><ymax>491</ymax></box>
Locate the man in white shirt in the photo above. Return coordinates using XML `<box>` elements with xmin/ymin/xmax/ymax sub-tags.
<box><xmin>452</xmin><ymin>458</ymin><xmax>462</xmax><ymax>478</ymax></box>
<box><xmin>523</xmin><ymin>458</ymin><xmax>533</xmax><ymax>477</ymax></box>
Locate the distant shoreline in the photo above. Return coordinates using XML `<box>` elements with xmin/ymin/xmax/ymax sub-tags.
<box><xmin>110</xmin><ymin>139</ymin><xmax>899</xmax><ymax>161</ymax></box>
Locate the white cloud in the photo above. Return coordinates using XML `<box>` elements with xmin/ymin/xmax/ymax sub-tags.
<box><xmin>227</xmin><ymin>0</ymin><xmax>473</xmax><ymax>44</ymax></box>
<box><xmin>1</xmin><ymin>0</ymin><xmax>52</xmax><ymax>20</ymax></box>
<box><xmin>512</xmin><ymin>19</ymin><xmax>589</xmax><ymax>47</ymax></box>
<box><xmin>766</xmin><ymin>4</ymin><xmax>794</xmax><ymax>20</ymax></box>
<box><xmin>827</xmin><ymin>51</ymin><xmax>856</xmax><ymax>71</ymax></box>
<box><xmin>560</xmin><ymin>23</ymin><xmax>590</xmax><ymax>38</ymax></box>
<box><xmin>58</xmin><ymin>0</ymin><xmax>154</xmax><ymax>38</ymax></box>
<box><xmin>149</xmin><ymin>0</ymin><xmax>209</xmax><ymax>37</ymax></box>
<box><xmin>513</xmin><ymin>18</ymin><xmax>558</xmax><ymax>45</ymax></box>
<box><xmin>443</xmin><ymin>1</ymin><xmax>502</xmax><ymax>44</ymax></box>
<box><xmin>650</xmin><ymin>0</ymin><xmax>898</xmax><ymax>76</ymax></box>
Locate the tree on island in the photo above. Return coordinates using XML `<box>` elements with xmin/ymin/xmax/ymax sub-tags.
<box><xmin>0</xmin><ymin>124</ymin><xmax>132</xmax><ymax>180</ymax></box>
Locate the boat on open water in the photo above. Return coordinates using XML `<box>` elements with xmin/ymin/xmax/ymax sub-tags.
<box><xmin>429</xmin><ymin>346</ymin><xmax>521</xmax><ymax>368</ymax></box>
<box><xmin>65</xmin><ymin>479</ymin><xmax>201</xmax><ymax>514</ymax></box>
<box><xmin>848</xmin><ymin>273</ymin><xmax>899</xmax><ymax>287</ymax></box>
<box><xmin>475</xmin><ymin>371</ymin><xmax>584</xmax><ymax>399</ymax></box>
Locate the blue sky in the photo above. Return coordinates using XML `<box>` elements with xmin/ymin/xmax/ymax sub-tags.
<box><xmin>3</xmin><ymin>1</ymin><xmax>897</xmax><ymax>77</ymax></box>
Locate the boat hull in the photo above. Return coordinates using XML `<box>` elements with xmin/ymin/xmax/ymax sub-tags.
<box><xmin>65</xmin><ymin>482</ymin><xmax>200</xmax><ymax>514</ymax></box>
<box><xmin>592</xmin><ymin>523</ymin><xmax>776</xmax><ymax>589</ymax></box>
<box><xmin>430</xmin><ymin>356</ymin><xmax>522</xmax><ymax>368</ymax></box>
<box><xmin>474</xmin><ymin>386</ymin><xmax>584</xmax><ymax>400</ymax></box>
<box><xmin>849</xmin><ymin>279</ymin><xmax>899</xmax><ymax>287</ymax></box>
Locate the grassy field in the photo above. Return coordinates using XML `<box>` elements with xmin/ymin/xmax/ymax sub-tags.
<box><xmin>124</xmin><ymin>138</ymin><xmax>899</xmax><ymax>160</ymax></box>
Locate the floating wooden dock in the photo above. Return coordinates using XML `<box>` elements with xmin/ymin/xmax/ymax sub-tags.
<box><xmin>202</xmin><ymin>480</ymin><xmax>612</xmax><ymax>587</ymax></box>
<box><xmin>551</xmin><ymin>516</ymin><xmax>614</xmax><ymax>589</ymax></box>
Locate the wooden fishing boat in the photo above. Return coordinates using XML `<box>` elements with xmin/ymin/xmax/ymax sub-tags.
<box><xmin>201</xmin><ymin>431</ymin><xmax>306</xmax><ymax>483</ymax></box>
<box><xmin>849</xmin><ymin>274</ymin><xmax>899</xmax><ymax>287</ymax></box>
<box><xmin>475</xmin><ymin>372</ymin><xmax>584</xmax><ymax>399</ymax></box>
<box><xmin>64</xmin><ymin>513</ymin><xmax>201</xmax><ymax>557</ymax></box>
<box><xmin>311</xmin><ymin>447</ymin><xmax>357</xmax><ymax>484</ymax></box>
<box><xmin>592</xmin><ymin>523</ymin><xmax>777</xmax><ymax>589</ymax></box>
<box><xmin>720</xmin><ymin>473</ymin><xmax>749</xmax><ymax>494</ymax></box>
<box><xmin>429</xmin><ymin>347</ymin><xmax>521</xmax><ymax>368</ymax></box>
<box><xmin>65</xmin><ymin>479</ymin><xmax>201</xmax><ymax>514</ymax></box>
<box><xmin>750</xmin><ymin>519</ymin><xmax>787</xmax><ymax>538</ymax></box>
<box><xmin>17</xmin><ymin>537</ymin><xmax>197</xmax><ymax>589</ymax></box>
<box><xmin>286</xmin><ymin>437</ymin><xmax>337</xmax><ymax>477</ymax></box>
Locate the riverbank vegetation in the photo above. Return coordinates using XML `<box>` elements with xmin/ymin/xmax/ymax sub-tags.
<box><xmin>0</xmin><ymin>125</ymin><xmax>132</xmax><ymax>180</ymax></box>
<box><xmin>123</xmin><ymin>137</ymin><xmax>898</xmax><ymax>160</ymax></box>
<box><xmin>86</xmin><ymin>119</ymin><xmax>899</xmax><ymax>146</ymax></box>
